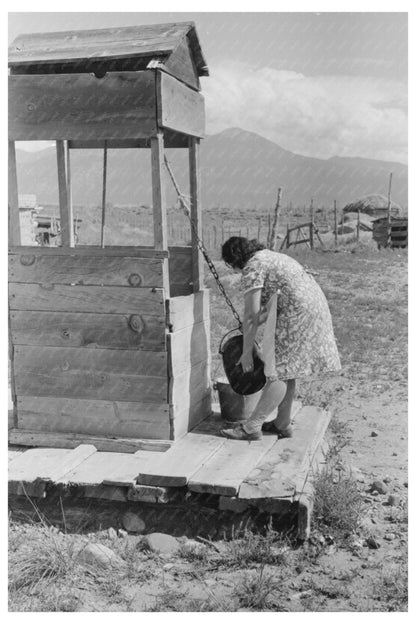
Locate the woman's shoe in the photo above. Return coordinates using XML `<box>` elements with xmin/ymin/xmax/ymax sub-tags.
<box><xmin>262</xmin><ymin>421</ymin><xmax>293</xmax><ymax>438</ymax></box>
<box><xmin>220</xmin><ymin>424</ymin><xmax>262</xmax><ymax>441</ymax></box>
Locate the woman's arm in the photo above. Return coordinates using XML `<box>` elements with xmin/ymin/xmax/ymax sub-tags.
<box><xmin>238</xmin><ymin>287</ymin><xmax>262</xmax><ymax>372</ymax></box>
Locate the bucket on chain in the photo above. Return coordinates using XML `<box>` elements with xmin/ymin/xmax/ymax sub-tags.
<box><xmin>219</xmin><ymin>329</ymin><xmax>266</xmax><ymax>395</ymax></box>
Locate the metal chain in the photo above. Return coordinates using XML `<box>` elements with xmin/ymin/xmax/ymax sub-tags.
<box><xmin>164</xmin><ymin>157</ymin><xmax>242</xmax><ymax>329</ymax></box>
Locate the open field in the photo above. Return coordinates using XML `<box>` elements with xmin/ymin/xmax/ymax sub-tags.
<box><xmin>9</xmin><ymin>241</ymin><xmax>408</xmax><ymax>612</ymax></box>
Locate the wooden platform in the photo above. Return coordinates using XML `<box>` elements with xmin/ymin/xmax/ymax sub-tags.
<box><xmin>8</xmin><ymin>402</ymin><xmax>330</xmax><ymax>539</ymax></box>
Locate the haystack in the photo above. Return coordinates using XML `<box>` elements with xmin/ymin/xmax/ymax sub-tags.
<box><xmin>343</xmin><ymin>194</ymin><xmax>401</xmax><ymax>219</ymax></box>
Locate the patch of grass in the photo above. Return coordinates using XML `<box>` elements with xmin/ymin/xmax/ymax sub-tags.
<box><xmin>8</xmin><ymin>523</ymin><xmax>78</xmax><ymax>592</ymax></box>
<box><xmin>222</xmin><ymin>529</ymin><xmax>290</xmax><ymax>567</ymax></box>
<box><xmin>235</xmin><ymin>565</ymin><xmax>285</xmax><ymax>611</ymax></box>
<box><xmin>371</xmin><ymin>564</ymin><xmax>408</xmax><ymax>612</ymax></box>
<box><xmin>312</xmin><ymin>463</ymin><xmax>364</xmax><ymax>534</ymax></box>
<box><xmin>178</xmin><ymin>541</ymin><xmax>210</xmax><ymax>563</ymax></box>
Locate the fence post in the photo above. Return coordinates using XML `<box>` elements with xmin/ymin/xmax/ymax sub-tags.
<box><xmin>334</xmin><ymin>200</ymin><xmax>338</xmax><ymax>248</ymax></box>
<box><xmin>269</xmin><ymin>187</ymin><xmax>282</xmax><ymax>251</ymax></box>
<box><xmin>387</xmin><ymin>172</ymin><xmax>393</xmax><ymax>247</ymax></box>
<box><xmin>357</xmin><ymin>207</ymin><xmax>360</xmax><ymax>241</ymax></box>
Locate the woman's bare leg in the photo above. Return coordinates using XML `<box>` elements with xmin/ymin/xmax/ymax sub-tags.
<box><xmin>243</xmin><ymin>378</ymin><xmax>287</xmax><ymax>434</ymax></box>
<box><xmin>274</xmin><ymin>379</ymin><xmax>296</xmax><ymax>430</ymax></box>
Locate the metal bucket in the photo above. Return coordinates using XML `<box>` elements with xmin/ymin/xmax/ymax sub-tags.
<box><xmin>214</xmin><ymin>377</ymin><xmax>263</xmax><ymax>425</ymax></box>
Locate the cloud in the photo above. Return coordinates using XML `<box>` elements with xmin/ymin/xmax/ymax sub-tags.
<box><xmin>202</xmin><ymin>62</ymin><xmax>407</xmax><ymax>164</ymax></box>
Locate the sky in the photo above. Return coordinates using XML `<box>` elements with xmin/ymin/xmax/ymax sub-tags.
<box><xmin>8</xmin><ymin>11</ymin><xmax>408</xmax><ymax>163</ymax></box>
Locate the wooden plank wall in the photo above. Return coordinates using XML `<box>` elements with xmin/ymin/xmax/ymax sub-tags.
<box><xmin>167</xmin><ymin>289</ymin><xmax>212</xmax><ymax>439</ymax></box>
<box><xmin>8</xmin><ymin>248</ymin><xmax>171</xmax><ymax>440</ymax></box>
<box><xmin>8</xmin><ymin>72</ymin><xmax>157</xmax><ymax>141</ymax></box>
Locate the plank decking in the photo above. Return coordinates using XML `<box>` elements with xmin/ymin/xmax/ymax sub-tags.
<box><xmin>8</xmin><ymin>402</ymin><xmax>329</xmax><ymax>538</ymax></box>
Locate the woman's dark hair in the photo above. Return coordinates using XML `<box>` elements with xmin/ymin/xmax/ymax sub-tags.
<box><xmin>221</xmin><ymin>237</ymin><xmax>265</xmax><ymax>269</ymax></box>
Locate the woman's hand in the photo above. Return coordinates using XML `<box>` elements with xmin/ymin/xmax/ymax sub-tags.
<box><xmin>238</xmin><ymin>351</ymin><xmax>254</xmax><ymax>373</ymax></box>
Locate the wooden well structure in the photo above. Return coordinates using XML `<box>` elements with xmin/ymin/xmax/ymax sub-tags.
<box><xmin>8</xmin><ymin>22</ymin><xmax>212</xmax><ymax>451</ymax></box>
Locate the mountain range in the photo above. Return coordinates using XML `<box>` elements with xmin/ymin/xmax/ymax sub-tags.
<box><xmin>15</xmin><ymin>128</ymin><xmax>408</xmax><ymax>211</ymax></box>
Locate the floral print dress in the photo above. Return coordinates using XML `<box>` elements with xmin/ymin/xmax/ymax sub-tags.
<box><xmin>241</xmin><ymin>249</ymin><xmax>341</xmax><ymax>380</ymax></box>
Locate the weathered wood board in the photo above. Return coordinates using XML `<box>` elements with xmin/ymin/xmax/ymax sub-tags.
<box><xmin>238</xmin><ymin>407</ymin><xmax>331</xmax><ymax>502</ymax></box>
<box><xmin>9</xmin><ymin>72</ymin><xmax>158</xmax><ymax>140</ymax></box>
<box><xmin>157</xmin><ymin>71</ymin><xmax>205</xmax><ymax>137</ymax></box>
<box><xmin>9</xmin><ymin>283</ymin><xmax>165</xmax><ymax>315</ymax></box>
<box><xmin>8</xmin><ymin>429</ymin><xmax>172</xmax><ymax>453</ymax></box>
<box><xmin>9</xmin><ymin>254</ymin><xmax>164</xmax><ymax>287</ymax></box>
<box><xmin>188</xmin><ymin>435</ymin><xmax>277</xmax><ymax>496</ymax></box>
<box><xmin>14</xmin><ymin>346</ymin><xmax>167</xmax><ymax>403</ymax></box>
<box><xmin>58</xmin><ymin>449</ymin><xmax>161</xmax><ymax>486</ymax></box>
<box><xmin>170</xmin><ymin>391</ymin><xmax>212</xmax><ymax>440</ymax></box>
<box><xmin>169</xmin><ymin>359</ymin><xmax>211</xmax><ymax>414</ymax></box>
<box><xmin>10</xmin><ymin>310</ymin><xmax>166</xmax><ymax>351</ymax></box>
<box><xmin>8</xmin><ymin>446</ymin><xmax>26</xmax><ymax>464</ymax></box>
<box><xmin>14</xmin><ymin>345</ymin><xmax>167</xmax><ymax>377</ymax></box>
<box><xmin>8</xmin><ymin>246</ymin><xmax>168</xmax><ymax>258</ymax></box>
<box><xmin>137</xmin><ymin>432</ymin><xmax>225</xmax><ymax>486</ymax></box>
<box><xmin>8</xmin><ymin>22</ymin><xmax>195</xmax><ymax>65</ymax></box>
<box><xmin>8</xmin><ymin>444</ymin><xmax>96</xmax><ymax>484</ymax></box>
<box><xmin>168</xmin><ymin>319</ymin><xmax>210</xmax><ymax>376</ymax></box>
<box><xmin>16</xmin><ymin>396</ymin><xmax>171</xmax><ymax>440</ymax></box>
<box><xmin>166</xmin><ymin>289</ymin><xmax>210</xmax><ymax>331</ymax></box>
<box><xmin>163</xmin><ymin>35</ymin><xmax>200</xmax><ymax>90</ymax></box>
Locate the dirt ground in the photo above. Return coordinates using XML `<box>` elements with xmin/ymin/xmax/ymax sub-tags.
<box><xmin>8</xmin><ymin>239</ymin><xmax>408</xmax><ymax>612</ymax></box>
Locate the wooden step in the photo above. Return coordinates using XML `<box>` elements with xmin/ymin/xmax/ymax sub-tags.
<box><xmin>136</xmin><ymin>432</ymin><xmax>225</xmax><ymax>486</ymax></box>
<box><xmin>188</xmin><ymin>435</ymin><xmax>277</xmax><ymax>496</ymax></box>
<box><xmin>237</xmin><ymin>406</ymin><xmax>331</xmax><ymax>504</ymax></box>
<box><xmin>8</xmin><ymin>444</ymin><xmax>96</xmax><ymax>496</ymax></box>
<box><xmin>58</xmin><ymin>449</ymin><xmax>161</xmax><ymax>487</ymax></box>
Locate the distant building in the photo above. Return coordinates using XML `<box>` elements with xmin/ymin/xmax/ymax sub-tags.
<box><xmin>343</xmin><ymin>194</ymin><xmax>401</xmax><ymax>220</ymax></box>
<box><xmin>18</xmin><ymin>194</ymin><xmax>37</xmax><ymax>210</ymax></box>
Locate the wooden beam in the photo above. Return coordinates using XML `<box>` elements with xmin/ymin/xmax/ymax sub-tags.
<box><xmin>189</xmin><ymin>137</ymin><xmax>204</xmax><ymax>291</ymax></box>
<box><xmin>8</xmin><ymin>141</ymin><xmax>20</xmax><ymax>245</ymax></box>
<box><xmin>151</xmin><ymin>133</ymin><xmax>170</xmax><ymax>297</ymax></box>
<box><xmin>100</xmin><ymin>142</ymin><xmax>108</xmax><ymax>248</ymax></box>
<box><xmin>56</xmin><ymin>140</ymin><xmax>74</xmax><ymax>247</ymax></box>
<box><xmin>9</xmin><ymin>245</ymin><xmax>168</xmax><ymax>258</ymax></box>
<box><xmin>8</xmin><ymin>429</ymin><xmax>172</xmax><ymax>453</ymax></box>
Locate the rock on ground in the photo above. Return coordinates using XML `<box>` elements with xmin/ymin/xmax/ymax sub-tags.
<box><xmin>78</xmin><ymin>542</ymin><xmax>126</xmax><ymax>569</ymax></box>
<box><xmin>144</xmin><ymin>532</ymin><xmax>180</xmax><ymax>555</ymax></box>
<box><xmin>122</xmin><ymin>511</ymin><xmax>146</xmax><ymax>534</ymax></box>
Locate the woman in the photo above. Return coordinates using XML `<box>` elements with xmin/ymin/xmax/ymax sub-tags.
<box><xmin>220</xmin><ymin>237</ymin><xmax>341</xmax><ymax>441</ymax></box>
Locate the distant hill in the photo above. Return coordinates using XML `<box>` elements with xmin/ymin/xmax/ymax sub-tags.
<box><xmin>15</xmin><ymin>128</ymin><xmax>408</xmax><ymax>211</ymax></box>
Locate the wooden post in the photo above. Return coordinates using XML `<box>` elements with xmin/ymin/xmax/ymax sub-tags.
<box><xmin>151</xmin><ymin>133</ymin><xmax>170</xmax><ymax>297</ymax></box>
<box><xmin>257</xmin><ymin>217</ymin><xmax>261</xmax><ymax>241</ymax></box>
<box><xmin>56</xmin><ymin>140</ymin><xmax>74</xmax><ymax>247</ymax></box>
<box><xmin>357</xmin><ymin>207</ymin><xmax>361</xmax><ymax>241</ymax></box>
<box><xmin>387</xmin><ymin>172</ymin><xmax>393</xmax><ymax>247</ymax></box>
<box><xmin>286</xmin><ymin>223</ymin><xmax>290</xmax><ymax>248</ymax></box>
<box><xmin>8</xmin><ymin>140</ymin><xmax>21</xmax><ymax>245</ymax></box>
<box><xmin>334</xmin><ymin>200</ymin><xmax>338</xmax><ymax>247</ymax></box>
<box><xmin>100</xmin><ymin>141</ymin><xmax>108</xmax><ymax>248</ymax></box>
<box><xmin>269</xmin><ymin>187</ymin><xmax>282</xmax><ymax>251</ymax></box>
<box><xmin>310</xmin><ymin>197</ymin><xmax>314</xmax><ymax>224</ymax></box>
<box><xmin>189</xmin><ymin>137</ymin><xmax>203</xmax><ymax>292</ymax></box>
<box><xmin>309</xmin><ymin>222</ymin><xmax>314</xmax><ymax>250</ymax></box>
<box><xmin>267</xmin><ymin>213</ymin><xmax>271</xmax><ymax>247</ymax></box>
